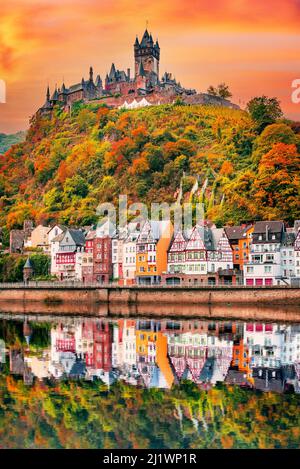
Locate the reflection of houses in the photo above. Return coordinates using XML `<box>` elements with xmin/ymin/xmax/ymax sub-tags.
<box><xmin>281</xmin><ymin>324</ymin><xmax>300</xmax><ymax>365</ymax></box>
<box><xmin>49</xmin><ymin>323</ymin><xmax>77</xmax><ymax>379</ymax></box>
<box><xmin>24</xmin><ymin>350</ymin><xmax>51</xmax><ymax>381</ymax></box>
<box><xmin>0</xmin><ymin>339</ymin><xmax>5</xmax><ymax>364</ymax></box>
<box><xmin>252</xmin><ymin>367</ymin><xmax>284</xmax><ymax>393</ymax></box>
<box><xmin>9</xmin><ymin>348</ymin><xmax>34</xmax><ymax>385</ymax></box>
<box><xmin>244</xmin><ymin>323</ymin><xmax>284</xmax><ymax>369</ymax></box>
<box><xmin>205</xmin><ymin>336</ymin><xmax>233</xmax><ymax>384</ymax></box>
<box><xmin>136</xmin><ymin>320</ymin><xmax>175</xmax><ymax>388</ymax></box>
<box><xmin>167</xmin><ymin>331</ymin><xmax>207</xmax><ymax>383</ymax></box>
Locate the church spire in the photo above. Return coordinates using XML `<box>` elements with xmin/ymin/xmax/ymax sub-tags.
<box><xmin>46</xmin><ymin>85</ymin><xmax>50</xmax><ymax>102</ymax></box>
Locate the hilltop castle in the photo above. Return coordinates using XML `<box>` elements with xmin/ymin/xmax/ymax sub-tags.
<box><xmin>39</xmin><ymin>29</ymin><xmax>238</xmax><ymax>113</ymax></box>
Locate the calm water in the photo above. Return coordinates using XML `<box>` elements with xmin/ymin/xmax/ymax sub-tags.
<box><xmin>0</xmin><ymin>314</ymin><xmax>299</xmax><ymax>449</ymax></box>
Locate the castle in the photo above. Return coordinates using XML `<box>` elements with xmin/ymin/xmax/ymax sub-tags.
<box><xmin>39</xmin><ymin>29</ymin><xmax>238</xmax><ymax>113</ymax></box>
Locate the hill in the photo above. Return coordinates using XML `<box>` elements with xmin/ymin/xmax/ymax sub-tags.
<box><xmin>0</xmin><ymin>102</ymin><xmax>299</xmax><ymax>230</ymax></box>
<box><xmin>0</xmin><ymin>131</ymin><xmax>26</xmax><ymax>155</ymax></box>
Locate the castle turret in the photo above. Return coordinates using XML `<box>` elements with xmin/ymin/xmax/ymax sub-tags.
<box><xmin>51</xmin><ymin>85</ymin><xmax>58</xmax><ymax>104</ymax></box>
<box><xmin>108</xmin><ymin>63</ymin><xmax>116</xmax><ymax>80</ymax></box>
<box><xmin>95</xmin><ymin>75</ymin><xmax>103</xmax><ymax>89</ymax></box>
<box><xmin>40</xmin><ymin>86</ymin><xmax>52</xmax><ymax>112</ymax></box>
<box><xmin>23</xmin><ymin>257</ymin><xmax>33</xmax><ymax>284</ymax></box>
<box><xmin>134</xmin><ymin>29</ymin><xmax>160</xmax><ymax>82</ymax></box>
<box><xmin>89</xmin><ymin>66</ymin><xmax>94</xmax><ymax>83</ymax></box>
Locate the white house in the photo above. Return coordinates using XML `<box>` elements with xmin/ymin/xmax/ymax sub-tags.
<box><xmin>244</xmin><ymin>221</ymin><xmax>285</xmax><ymax>286</ymax></box>
<box><xmin>122</xmin><ymin>222</ymin><xmax>140</xmax><ymax>285</ymax></box>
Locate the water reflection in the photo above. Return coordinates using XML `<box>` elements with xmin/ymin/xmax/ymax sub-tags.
<box><xmin>1</xmin><ymin>316</ymin><xmax>300</xmax><ymax>394</ymax></box>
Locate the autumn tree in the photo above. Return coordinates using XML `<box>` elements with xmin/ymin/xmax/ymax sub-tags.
<box><xmin>246</xmin><ymin>96</ymin><xmax>283</xmax><ymax>132</ymax></box>
<box><xmin>207</xmin><ymin>83</ymin><xmax>232</xmax><ymax>99</ymax></box>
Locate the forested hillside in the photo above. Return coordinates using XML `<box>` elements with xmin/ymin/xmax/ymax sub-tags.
<box><xmin>0</xmin><ymin>374</ymin><xmax>299</xmax><ymax>448</ymax></box>
<box><xmin>0</xmin><ymin>102</ymin><xmax>299</xmax><ymax>230</ymax></box>
<box><xmin>0</xmin><ymin>131</ymin><xmax>26</xmax><ymax>155</ymax></box>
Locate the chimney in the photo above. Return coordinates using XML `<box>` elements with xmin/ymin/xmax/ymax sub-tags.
<box><xmin>127</xmin><ymin>68</ymin><xmax>131</xmax><ymax>80</ymax></box>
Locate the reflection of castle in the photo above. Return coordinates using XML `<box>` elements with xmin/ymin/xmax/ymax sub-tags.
<box><xmin>3</xmin><ymin>318</ymin><xmax>300</xmax><ymax>394</ymax></box>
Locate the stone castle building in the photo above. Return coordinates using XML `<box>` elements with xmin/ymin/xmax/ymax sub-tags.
<box><xmin>39</xmin><ymin>29</ymin><xmax>197</xmax><ymax>113</ymax></box>
<box><xmin>39</xmin><ymin>29</ymin><xmax>239</xmax><ymax>114</ymax></box>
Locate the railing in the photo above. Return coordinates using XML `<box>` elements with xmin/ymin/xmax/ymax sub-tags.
<box><xmin>0</xmin><ymin>281</ymin><xmax>296</xmax><ymax>289</ymax></box>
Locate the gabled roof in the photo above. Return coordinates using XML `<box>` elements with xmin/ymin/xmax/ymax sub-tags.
<box><xmin>186</xmin><ymin>225</ymin><xmax>206</xmax><ymax>250</ymax></box>
<box><xmin>52</xmin><ymin>232</ymin><xmax>65</xmax><ymax>243</ymax></box>
<box><xmin>48</xmin><ymin>224</ymin><xmax>67</xmax><ymax>234</ymax></box>
<box><xmin>225</xmin><ymin>225</ymin><xmax>252</xmax><ymax>241</ymax></box>
<box><xmin>85</xmin><ymin>230</ymin><xmax>96</xmax><ymax>240</ymax></box>
<box><xmin>138</xmin><ymin>220</ymin><xmax>171</xmax><ymax>243</ymax></box>
<box><xmin>253</xmin><ymin>221</ymin><xmax>284</xmax><ymax>234</ymax></box>
<box><xmin>68</xmin><ymin>229</ymin><xmax>85</xmax><ymax>246</ymax></box>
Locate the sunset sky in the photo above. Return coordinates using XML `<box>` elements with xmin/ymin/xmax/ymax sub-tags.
<box><xmin>0</xmin><ymin>0</ymin><xmax>300</xmax><ymax>133</ymax></box>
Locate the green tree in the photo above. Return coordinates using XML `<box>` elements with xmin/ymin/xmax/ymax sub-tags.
<box><xmin>64</xmin><ymin>175</ymin><xmax>89</xmax><ymax>199</ymax></box>
<box><xmin>207</xmin><ymin>83</ymin><xmax>232</xmax><ymax>99</ymax></box>
<box><xmin>246</xmin><ymin>96</ymin><xmax>283</xmax><ymax>132</ymax></box>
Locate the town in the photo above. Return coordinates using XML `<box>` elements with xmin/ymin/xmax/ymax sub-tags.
<box><xmin>8</xmin><ymin>218</ymin><xmax>300</xmax><ymax>287</ymax></box>
<box><xmin>1</xmin><ymin>316</ymin><xmax>300</xmax><ymax>394</ymax></box>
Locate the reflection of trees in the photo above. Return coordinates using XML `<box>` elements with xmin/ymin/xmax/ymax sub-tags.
<box><xmin>0</xmin><ymin>375</ymin><xmax>299</xmax><ymax>449</ymax></box>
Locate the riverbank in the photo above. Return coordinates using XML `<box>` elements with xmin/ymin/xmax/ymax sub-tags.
<box><xmin>0</xmin><ymin>300</ymin><xmax>299</xmax><ymax>322</ymax></box>
<box><xmin>0</xmin><ymin>284</ymin><xmax>300</xmax><ymax>321</ymax></box>
<box><xmin>0</xmin><ymin>284</ymin><xmax>300</xmax><ymax>306</ymax></box>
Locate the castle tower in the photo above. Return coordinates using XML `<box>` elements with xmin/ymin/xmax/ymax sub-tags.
<box><xmin>23</xmin><ymin>257</ymin><xmax>34</xmax><ymax>284</ymax></box>
<box><xmin>134</xmin><ymin>30</ymin><xmax>160</xmax><ymax>83</ymax></box>
<box><xmin>89</xmin><ymin>66</ymin><xmax>94</xmax><ymax>83</ymax></box>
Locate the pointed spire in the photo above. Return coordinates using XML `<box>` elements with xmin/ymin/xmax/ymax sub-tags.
<box><xmin>89</xmin><ymin>66</ymin><xmax>94</xmax><ymax>83</ymax></box>
<box><xmin>62</xmin><ymin>82</ymin><xmax>66</xmax><ymax>93</ymax></box>
<box><xmin>138</xmin><ymin>60</ymin><xmax>146</xmax><ymax>77</ymax></box>
<box><xmin>51</xmin><ymin>84</ymin><xmax>58</xmax><ymax>101</ymax></box>
<box><xmin>141</xmin><ymin>29</ymin><xmax>150</xmax><ymax>47</ymax></box>
<box><xmin>134</xmin><ymin>36</ymin><xmax>140</xmax><ymax>47</ymax></box>
<box><xmin>46</xmin><ymin>85</ymin><xmax>50</xmax><ymax>102</ymax></box>
<box><xmin>95</xmin><ymin>75</ymin><xmax>102</xmax><ymax>88</ymax></box>
<box><xmin>109</xmin><ymin>63</ymin><xmax>116</xmax><ymax>79</ymax></box>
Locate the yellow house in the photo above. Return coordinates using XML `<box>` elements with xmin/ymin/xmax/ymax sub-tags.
<box><xmin>136</xmin><ymin>324</ymin><xmax>175</xmax><ymax>388</ymax></box>
<box><xmin>136</xmin><ymin>220</ymin><xmax>173</xmax><ymax>285</ymax></box>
